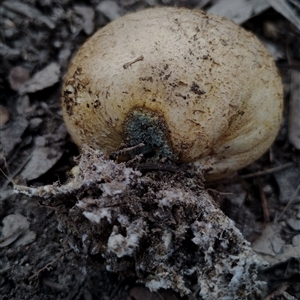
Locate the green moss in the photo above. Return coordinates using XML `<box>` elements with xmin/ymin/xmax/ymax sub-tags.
<box><xmin>123</xmin><ymin>108</ymin><xmax>174</xmax><ymax>160</ymax></box>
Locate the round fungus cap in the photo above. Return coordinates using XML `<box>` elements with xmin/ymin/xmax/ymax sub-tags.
<box><xmin>62</xmin><ymin>7</ymin><xmax>283</xmax><ymax>180</ymax></box>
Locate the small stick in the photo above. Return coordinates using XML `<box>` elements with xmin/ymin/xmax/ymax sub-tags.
<box><xmin>240</xmin><ymin>162</ymin><xmax>294</xmax><ymax>179</ymax></box>
<box><xmin>28</xmin><ymin>249</ymin><xmax>71</xmax><ymax>281</ymax></box>
<box><xmin>263</xmin><ymin>282</ymin><xmax>289</xmax><ymax>300</ymax></box>
<box><xmin>110</xmin><ymin>143</ymin><xmax>145</xmax><ymax>160</ymax></box>
<box><xmin>278</xmin><ymin>184</ymin><xmax>300</xmax><ymax>220</ymax></box>
<box><xmin>257</xmin><ymin>177</ymin><xmax>270</xmax><ymax>223</ymax></box>
<box><xmin>206</xmin><ymin>188</ymin><xmax>233</xmax><ymax>196</ymax></box>
<box><xmin>0</xmin><ymin>142</ymin><xmax>11</xmax><ymax>178</ymax></box>
<box><xmin>0</xmin><ymin>152</ymin><xmax>33</xmax><ymax>189</ymax></box>
<box><xmin>123</xmin><ymin>55</ymin><xmax>144</xmax><ymax>69</ymax></box>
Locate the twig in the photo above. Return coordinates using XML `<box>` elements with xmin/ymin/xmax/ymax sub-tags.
<box><xmin>137</xmin><ymin>162</ymin><xmax>179</xmax><ymax>173</ymax></box>
<box><xmin>240</xmin><ymin>162</ymin><xmax>294</xmax><ymax>179</ymax></box>
<box><xmin>123</xmin><ymin>55</ymin><xmax>144</xmax><ymax>69</ymax></box>
<box><xmin>206</xmin><ymin>188</ymin><xmax>233</xmax><ymax>196</ymax></box>
<box><xmin>0</xmin><ymin>140</ymin><xmax>12</xmax><ymax>178</ymax></box>
<box><xmin>28</xmin><ymin>249</ymin><xmax>71</xmax><ymax>281</ymax></box>
<box><xmin>0</xmin><ymin>152</ymin><xmax>33</xmax><ymax>189</ymax></box>
<box><xmin>257</xmin><ymin>177</ymin><xmax>270</xmax><ymax>223</ymax></box>
<box><xmin>278</xmin><ymin>184</ymin><xmax>300</xmax><ymax>221</ymax></box>
<box><xmin>110</xmin><ymin>279</ymin><xmax>126</xmax><ymax>298</ymax></box>
<box><xmin>155</xmin><ymin>291</ymin><xmax>165</xmax><ymax>300</ymax></box>
<box><xmin>110</xmin><ymin>143</ymin><xmax>145</xmax><ymax>160</ymax></box>
<box><xmin>263</xmin><ymin>282</ymin><xmax>289</xmax><ymax>300</ymax></box>
<box><xmin>188</xmin><ymin>287</ymin><xmax>200</xmax><ymax>300</ymax></box>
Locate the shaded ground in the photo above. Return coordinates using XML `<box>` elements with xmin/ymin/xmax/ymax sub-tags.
<box><xmin>0</xmin><ymin>1</ymin><xmax>300</xmax><ymax>299</ymax></box>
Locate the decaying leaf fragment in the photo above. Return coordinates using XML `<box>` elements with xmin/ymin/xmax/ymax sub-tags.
<box><xmin>14</xmin><ymin>146</ymin><xmax>267</xmax><ymax>299</ymax></box>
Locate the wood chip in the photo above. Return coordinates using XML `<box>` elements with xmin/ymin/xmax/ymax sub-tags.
<box><xmin>0</xmin><ymin>105</ymin><xmax>10</xmax><ymax>127</ymax></box>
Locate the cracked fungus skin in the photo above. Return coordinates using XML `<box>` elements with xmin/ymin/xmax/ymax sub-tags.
<box><xmin>62</xmin><ymin>7</ymin><xmax>283</xmax><ymax>180</ymax></box>
<box><xmin>14</xmin><ymin>147</ymin><xmax>267</xmax><ymax>300</ymax></box>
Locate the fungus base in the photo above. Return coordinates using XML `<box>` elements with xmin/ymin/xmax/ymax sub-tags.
<box><xmin>14</xmin><ymin>146</ymin><xmax>267</xmax><ymax>300</ymax></box>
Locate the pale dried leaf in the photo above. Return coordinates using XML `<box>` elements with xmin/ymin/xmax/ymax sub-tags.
<box><xmin>289</xmin><ymin>70</ymin><xmax>300</xmax><ymax>149</ymax></box>
<box><xmin>274</xmin><ymin>166</ymin><xmax>300</xmax><ymax>204</ymax></box>
<box><xmin>261</xmin><ymin>38</ymin><xmax>285</xmax><ymax>60</ymax></box>
<box><xmin>292</xmin><ymin>234</ymin><xmax>300</xmax><ymax>246</ymax></box>
<box><xmin>3</xmin><ymin>1</ymin><xmax>55</xmax><ymax>29</ymax></box>
<box><xmin>20</xmin><ymin>130</ymin><xmax>67</xmax><ymax>181</ymax></box>
<box><xmin>97</xmin><ymin>1</ymin><xmax>122</xmax><ymax>21</ymax></box>
<box><xmin>282</xmin><ymin>291</ymin><xmax>298</xmax><ymax>300</ymax></box>
<box><xmin>73</xmin><ymin>5</ymin><xmax>95</xmax><ymax>35</ymax></box>
<box><xmin>0</xmin><ymin>214</ymin><xmax>36</xmax><ymax>247</ymax></box>
<box><xmin>268</xmin><ymin>0</ymin><xmax>300</xmax><ymax>31</ymax></box>
<box><xmin>254</xmin><ymin>224</ymin><xmax>300</xmax><ymax>264</ymax></box>
<box><xmin>0</xmin><ymin>42</ymin><xmax>20</xmax><ymax>59</ymax></box>
<box><xmin>207</xmin><ymin>0</ymin><xmax>270</xmax><ymax>24</ymax></box>
<box><xmin>20</xmin><ymin>63</ymin><xmax>60</xmax><ymax>94</ymax></box>
<box><xmin>253</xmin><ymin>224</ymin><xmax>283</xmax><ymax>257</ymax></box>
<box><xmin>196</xmin><ymin>0</ymin><xmax>211</xmax><ymax>8</ymax></box>
<box><xmin>289</xmin><ymin>0</ymin><xmax>300</xmax><ymax>10</ymax></box>
<box><xmin>287</xmin><ymin>218</ymin><xmax>300</xmax><ymax>230</ymax></box>
<box><xmin>0</xmin><ymin>116</ymin><xmax>28</xmax><ymax>156</ymax></box>
<box><xmin>21</xmin><ymin>146</ymin><xmax>63</xmax><ymax>181</ymax></box>
<box><xmin>275</xmin><ymin>244</ymin><xmax>300</xmax><ymax>262</ymax></box>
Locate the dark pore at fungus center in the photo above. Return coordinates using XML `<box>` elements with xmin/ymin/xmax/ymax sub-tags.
<box><xmin>123</xmin><ymin>108</ymin><xmax>175</xmax><ymax>160</ymax></box>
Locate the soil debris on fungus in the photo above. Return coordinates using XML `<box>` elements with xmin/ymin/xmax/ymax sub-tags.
<box><xmin>14</xmin><ymin>145</ymin><xmax>267</xmax><ymax>300</ymax></box>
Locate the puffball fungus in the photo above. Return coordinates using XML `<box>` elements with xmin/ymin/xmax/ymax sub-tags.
<box><xmin>62</xmin><ymin>7</ymin><xmax>282</xmax><ymax>179</ymax></box>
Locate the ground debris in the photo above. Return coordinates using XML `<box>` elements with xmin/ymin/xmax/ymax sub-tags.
<box><xmin>207</xmin><ymin>0</ymin><xmax>270</xmax><ymax>24</ymax></box>
<box><xmin>3</xmin><ymin>1</ymin><xmax>55</xmax><ymax>29</ymax></box>
<box><xmin>1</xmin><ymin>1</ymin><xmax>299</xmax><ymax>299</ymax></box>
<box><xmin>8</xmin><ymin>66</ymin><xmax>30</xmax><ymax>91</ymax></box>
<box><xmin>14</xmin><ymin>146</ymin><xmax>267</xmax><ymax>300</ymax></box>
<box><xmin>73</xmin><ymin>5</ymin><xmax>95</xmax><ymax>35</ymax></box>
<box><xmin>96</xmin><ymin>1</ymin><xmax>122</xmax><ymax>21</ymax></box>
<box><xmin>268</xmin><ymin>0</ymin><xmax>300</xmax><ymax>31</ymax></box>
<box><xmin>19</xmin><ymin>62</ymin><xmax>60</xmax><ymax>95</ymax></box>
<box><xmin>289</xmin><ymin>70</ymin><xmax>300</xmax><ymax>150</ymax></box>
<box><xmin>0</xmin><ymin>213</ymin><xmax>36</xmax><ymax>248</ymax></box>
